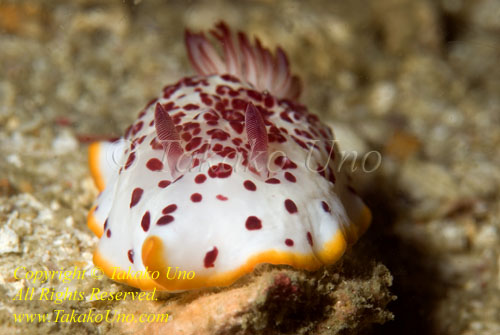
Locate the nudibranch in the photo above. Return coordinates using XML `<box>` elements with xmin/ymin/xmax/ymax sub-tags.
<box><xmin>87</xmin><ymin>22</ymin><xmax>371</xmax><ymax>291</ymax></box>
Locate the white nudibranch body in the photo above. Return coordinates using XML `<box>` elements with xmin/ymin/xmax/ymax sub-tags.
<box><xmin>87</xmin><ymin>22</ymin><xmax>371</xmax><ymax>291</ymax></box>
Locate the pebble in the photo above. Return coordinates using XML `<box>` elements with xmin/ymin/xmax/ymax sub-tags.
<box><xmin>369</xmin><ymin>82</ymin><xmax>396</xmax><ymax>116</ymax></box>
<box><xmin>0</xmin><ymin>226</ymin><xmax>20</xmax><ymax>254</ymax></box>
<box><xmin>52</xmin><ymin>129</ymin><xmax>78</xmax><ymax>155</ymax></box>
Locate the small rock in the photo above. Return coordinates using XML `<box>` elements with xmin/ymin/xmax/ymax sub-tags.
<box><xmin>52</xmin><ymin>129</ymin><xmax>78</xmax><ymax>155</ymax></box>
<box><xmin>6</xmin><ymin>154</ymin><xmax>22</xmax><ymax>168</ymax></box>
<box><xmin>330</xmin><ymin>122</ymin><xmax>369</xmax><ymax>156</ymax></box>
<box><xmin>384</xmin><ymin>130</ymin><xmax>421</xmax><ymax>160</ymax></box>
<box><xmin>475</xmin><ymin>225</ymin><xmax>498</xmax><ymax>248</ymax></box>
<box><xmin>369</xmin><ymin>81</ymin><xmax>396</xmax><ymax>115</ymax></box>
<box><xmin>0</xmin><ymin>226</ymin><xmax>20</xmax><ymax>254</ymax></box>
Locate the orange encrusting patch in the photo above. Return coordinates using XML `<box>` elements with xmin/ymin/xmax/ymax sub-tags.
<box><xmin>88</xmin><ymin>142</ymin><xmax>105</xmax><ymax>192</ymax></box>
<box><xmin>87</xmin><ymin>205</ymin><xmax>103</xmax><ymax>238</ymax></box>
<box><xmin>92</xmin><ymin>230</ymin><xmax>347</xmax><ymax>291</ymax></box>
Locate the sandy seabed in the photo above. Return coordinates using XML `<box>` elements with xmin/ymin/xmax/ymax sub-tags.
<box><xmin>0</xmin><ymin>1</ymin><xmax>499</xmax><ymax>334</ymax></box>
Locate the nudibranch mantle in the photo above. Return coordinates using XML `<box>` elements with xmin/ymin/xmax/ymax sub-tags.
<box><xmin>87</xmin><ymin>22</ymin><xmax>371</xmax><ymax>291</ymax></box>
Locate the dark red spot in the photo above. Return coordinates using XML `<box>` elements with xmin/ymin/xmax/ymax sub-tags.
<box><xmin>265</xmin><ymin>178</ymin><xmax>280</xmax><ymax>184</ymax></box>
<box><xmin>274</xmin><ymin>156</ymin><xmax>298</xmax><ymax>169</ymax></box>
<box><xmin>213</xmin><ymin>143</ymin><xmax>223</xmax><ymax>152</ymax></box>
<box><xmin>200</xmin><ymin>93</ymin><xmax>213</xmax><ymax>106</ymax></box>
<box><xmin>307</xmin><ymin>232</ymin><xmax>314</xmax><ymax>246</ymax></box>
<box><xmin>223</xmin><ymin>109</ymin><xmax>244</xmax><ymax>122</ymax></box>
<box><xmin>124</xmin><ymin>152</ymin><xmax>136</xmax><ymax>170</ymax></box>
<box><xmin>215</xmin><ymin>101</ymin><xmax>225</xmax><ymax>112</ymax></box>
<box><xmin>269</xmin><ymin>126</ymin><xmax>280</xmax><ymax>134</ymax></box>
<box><xmin>150</xmin><ymin>138</ymin><xmax>163</xmax><ymax>150</ymax></box>
<box><xmin>207</xmin><ymin>129</ymin><xmax>230</xmax><ymax>141</ymax></box>
<box><xmin>243</xmin><ymin>180</ymin><xmax>257</xmax><ymax>191</ymax></box>
<box><xmin>285</xmin><ymin>239</ymin><xmax>294</xmax><ymax>247</ymax></box>
<box><xmin>194</xmin><ymin>143</ymin><xmax>210</xmax><ymax>155</ymax></box>
<box><xmin>183</xmin><ymin>103</ymin><xmax>199</xmax><ymax>110</ymax></box>
<box><xmin>217</xmin><ymin>146</ymin><xmax>236</xmax><ymax>159</ymax></box>
<box><xmin>268</xmin><ymin>133</ymin><xmax>287</xmax><ymax>143</ymax></box>
<box><xmin>183</xmin><ymin>121</ymin><xmax>200</xmax><ymax>131</ymax></box>
<box><xmin>106</xmin><ymin>229</ymin><xmax>111</xmax><ymax>238</ymax></box>
<box><xmin>316</xmin><ymin>164</ymin><xmax>326</xmax><ymax>178</ymax></box>
<box><xmin>207</xmin><ymin>163</ymin><xmax>233</xmax><ymax>178</ymax></box>
<box><xmin>321</xmin><ymin>201</ymin><xmax>331</xmax><ymax>213</ymax></box>
<box><xmin>141</xmin><ymin>211</ymin><xmax>150</xmax><ymax>232</ymax></box>
<box><xmin>144</xmin><ymin>97</ymin><xmax>157</xmax><ymax>110</ymax></box>
<box><xmin>185</xmin><ymin>137</ymin><xmax>202</xmax><ymax>151</ymax></box>
<box><xmin>216</xmin><ymin>84</ymin><xmax>229</xmax><ymax>95</ymax></box>
<box><xmin>163</xmin><ymin>82</ymin><xmax>180</xmax><ymax>99</ymax></box>
<box><xmin>162</xmin><ymin>204</ymin><xmax>177</xmax><ymax>214</ymax></box>
<box><xmin>284</xmin><ymin>172</ymin><xmax>296</xmax><ymax>183</ymax></box>
<box><xmin>284</xmin><ymin>199</ymin><xmax>298</xmax><ymax>214</ymax></box>
<box><xmin>158</xmin><ymin>180</ymin><xmax>171</xmax><ymax>188</ymax></box>
<box><xmin>232</xmin><ymin>98</ymin><xmax>247</xmax><ymax>110</ymax></box>
<box><xmin>191</xmin><ymin>193</ymin><xmax>202</xmax><ymax>202</ymax></box>
<box><xmin>328</xmin><ymin>170</ymin><xmax>336</xmax><ymax>184</ymax></box>
<box><xmin>246</xmin><ymin>89</ymin><xmax>262</xmax><ymax>102</ymax></box>
<box><xmin>309</xmin><ymin>126</ymin><xmax>319</xmax><ymax>137</ymax></box>
<box><xmin>204</xmin><ymin>247</ymin><xmax>218</xmax><ymax>268</ymax></box>
<box><xmin>132</xmin><ymin>121</ymin><xmax>143</xmax><ymax>136</ymax></box>
<box><xmin>307</xmin><ymin>113</ymin><xmax>320</xmax><ymax>123</ymax></box>
<box><xmin>130</xmin><ymin>188</ymin><xmax>144</xmax><ymax>208</ymax></box>
<box><xmin>203</xmin><ymin>110</ymin><xmax>219</xmax><ymax>121</ymax></box>
<box><xmin>298</xmin><ymin>129</ymin><xmax>313</xmax><ymax>139</ymax></box>
<box><xmin>195</xmin><ymin>174</ymin><xmax>207</xmax><ymax>184</ymax></box>
<box><xmin>264</xmin><ymin>94</ymin><xmax>274</xmax><ymax>108</ymax></box>
<box><xmin>146</xmin><ymin>158</ymin><xmax>163</xmax><ymax>171</ymax></box>
<box><xmin>127</xmin><ymin>249</ymin><xmax>134</xmax><ymax>263</ymax></box>
<box><xmin>245</xmin><ymin>216</ymin><xmax>262</xmax><ymax>230</ymax></box>
<box><xmin>280</xmin><ymin>111</ymin><xmax>294</xmax><ymax>123</ymax></box>
<box><xmin>221</xmin><ymin>74</ymin><xmax>240</xmax><ymax>83</ymax></box>
<box><xmin>181</xmin><ymin>132</ymin><xmax>192</xmax><ymax>142</ymax></box>
<box><xmin>124</xmin><ymin>125</ymin><xmax>133</xmax><ymax>139</ymax></box>
<box><xmin>104</xmin><ymin>219</ymin><xmax>108</xmax><ymax>230</ymax></box>
<box><xmin>229</xmin><ymin>121</ymin><xmax>244</xmax><ymax>134</ymax></box>
<box><xmin>157</xmin><ymin>215</ymin><xmax>174</xmax><ymax>225</ymax></box>
<box><xmin>291</xmin><ymin>135</ymin><xmax>308</xmax><ymax>149</ymax></box>
<box><xmin>162</xmin><ymin>101</ymin><xmax>177</xmax><ymax>111</ymax></box>
<box><xmin>216</xmin><ymin>194</ymin><xmax>228</xmax><ymax>201</ymax></box>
